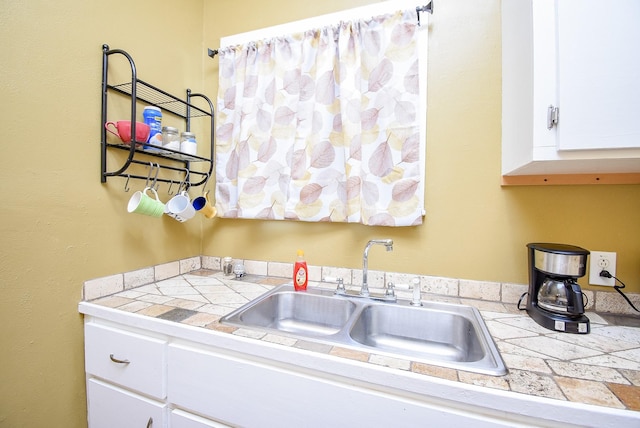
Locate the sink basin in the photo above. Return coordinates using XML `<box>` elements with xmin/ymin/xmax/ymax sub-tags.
<box><xmin>220</xmin><ymin>288</ymin><xmax>357</xmax><ymax>337</ymax></box>
<box><xmin>350</xmin><ymin>304</ymin><xmax>488</xmax><ymax>363</ymax></box>
<box><xmin>220</xmin><ymin>285</ymin><xmax>507</xmax><ymax>376</ymax></box>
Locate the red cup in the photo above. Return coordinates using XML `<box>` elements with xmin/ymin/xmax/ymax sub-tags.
<box><xmin>105</xmin><ymin>121</ymin><xmax>150</xmax><ymax>144</ymax></box>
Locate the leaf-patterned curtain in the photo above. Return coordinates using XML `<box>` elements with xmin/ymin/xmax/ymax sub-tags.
<box><xmin>215</xmin><ymin>9</ymin><xmax>423</xmax><ymax>226</ymax></box>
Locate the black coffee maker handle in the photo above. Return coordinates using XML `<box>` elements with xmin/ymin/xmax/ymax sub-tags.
<box><xmin>565</xmin><ymin>280</ymin><xmax>585</xmax><ymax>315</ymax></box>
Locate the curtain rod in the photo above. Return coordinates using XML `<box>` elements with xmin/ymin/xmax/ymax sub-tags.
<box><xmin>207</xmin><ymin>1</ymin><xmax>433</xmax><ymax>59</ymax></box>
<box><xmin>416</xmin><ymin>1</ymin><xmax>434</xmax><ymax>26</ymax></box>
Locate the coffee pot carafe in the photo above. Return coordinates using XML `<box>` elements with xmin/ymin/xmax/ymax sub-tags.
<box><xmin>525</xmin><ymin>243</ymin><xmax>590</xmax><ymax>334</ymax></box>
<box><xmin>537</xmin><ymin>277</ymin><xmax>585</xmax><ymax>315</ymax></box>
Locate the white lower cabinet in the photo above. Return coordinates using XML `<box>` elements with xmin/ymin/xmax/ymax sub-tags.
<box><xmin>84</xmin><ymin>319</ymin><xmax>230</xmax><ymax>428</ymax></box>
<box><xmin>167</xmin><ymin>343</ymin><xmax>511</xmax><ymax>428</ymax></box>
<box><xmin>82</xmin><ymin>318</ymin><xmax>524</xmax><ymax>427</ymax></box>
<box><xmin>87</xmin><ymin>379</ymin><xmax>166</xmax><ymax>428</ymax></box>
<box><xmin>82</xmin><ymin>310</ymin><xmax>640</xmax><ymax>428</ymax></box>
<box><xmin>84</xmin><ymin>322</ymin><xmax>167</xmax><ymax>399</ymax></box>
<box><xmin>82</xmin><ymin>302</ymin><xmax>640</xmax><ymax>428</ymax></box>
<box><xmin>84</xmin><ymin>321</ymin><xmax>169</xmax><ymax>427</ymax></box>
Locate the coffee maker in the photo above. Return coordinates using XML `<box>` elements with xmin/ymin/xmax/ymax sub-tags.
<box><xmin>526</xmin><ymin>243</ymin><xmax>590</xmax><ymax>334</ymax></box>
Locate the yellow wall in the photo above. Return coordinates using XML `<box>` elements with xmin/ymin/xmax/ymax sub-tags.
<box><xmin>0</xmin><ymin>0</ymin><xmax>206</xmax><ymax>426</ymax></box>
<box><xmin>0</xmin><ymin>0</ymin><xmax>638</xmax><ymax>426</ymax></box>
<box><xmin>203</xmin><ymin>0</ymin><xmax>640</xmax><ymax>285</ymax></box>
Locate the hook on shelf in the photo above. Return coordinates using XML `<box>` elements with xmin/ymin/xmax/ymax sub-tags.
<box><xmin>144</xmin><ymin>162</ymin><xmax>160</xmax><ymax>190</ymax></box>
<box><xmin>151</xmin><ymin>163</ymin><xmax>160</xmax><ymax>191</ymax></box>
<box><xmin>178</xmin><ymin>168</ymin><xmax>190</xmax><ymax>193</ymax></box>
<box><xmin>167</xmin><ymin>179</ymin><xmax>175</xmax><ymax>196</ymax></box>
<box><xmin>124</xmin><ymin>175</ymin><xmax>131</xmax><ymax>192</ymax></box>
<box><xmin>201</xmin><ymin>172</ymin><xmax>211</xmax><ymax>192</ymax></box>
<box><xmin>144</xmin><ymin>162</ymin><xmax>155</xmax><ymax>188</ymax></box>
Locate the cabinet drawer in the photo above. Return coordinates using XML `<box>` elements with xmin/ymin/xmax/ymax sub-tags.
<box><xmin>170</xmin><ymin>409</ymin><xmax>232</xmax><ymax>428</ymax></box>
<box><xmin>87</xmin><ymin>378</ymin><xmax>166</xmax><ymax>428</ymax></box>
<box><xmin>85</xmin><ymin>322</ymin><xmax>167</xmax><ymax>399</ymax></box>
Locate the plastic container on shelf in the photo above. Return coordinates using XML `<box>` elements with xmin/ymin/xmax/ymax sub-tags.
<box><xmin>143</xmin><ymin>106</ymin><xmax>162</xmax><ymax>150</ymax></box>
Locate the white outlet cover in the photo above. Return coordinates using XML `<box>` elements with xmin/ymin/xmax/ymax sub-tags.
<box><xmin>588</xmin><ymin>251</ymin><xmax>617</xmax><ymax>286</ymax></box>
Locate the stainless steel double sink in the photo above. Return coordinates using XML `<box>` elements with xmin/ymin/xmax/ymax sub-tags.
<box><xmin>220</xmin><ymin>285</ymin><xmax>507</xmax><ymax>376</ymax></box>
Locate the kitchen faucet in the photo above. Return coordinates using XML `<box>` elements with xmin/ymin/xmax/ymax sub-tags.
<box><xmin>361</xmin><ymin>239</ymin><xmax>393</xmax><ymax>297</ymax></box>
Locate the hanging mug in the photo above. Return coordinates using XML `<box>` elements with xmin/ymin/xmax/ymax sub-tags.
<box><xmin>127</xmin><ymin>187</ymin><xmax>165</xmax><ymax>217</ymax></box>
<box><xmin>165</xmin><ymin>191</ymin><xmax>196</xmax><ymax>222</ymax></box>
<box><xmin>192</xmin><ymin>190</ymin><xmax>217</xmax><ymax>218</ymax></box>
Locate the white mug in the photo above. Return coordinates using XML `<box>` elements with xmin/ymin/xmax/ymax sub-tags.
<box><xmin>165</xmin><ymin>191</ymin><xmax>195</xmax><ymax>222</ymax></box>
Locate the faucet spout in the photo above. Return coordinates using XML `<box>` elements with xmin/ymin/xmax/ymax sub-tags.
<box><xmin>361</xmin><ymin>239</ymin><xmax>393</xmax><ymax>297</ymax></box>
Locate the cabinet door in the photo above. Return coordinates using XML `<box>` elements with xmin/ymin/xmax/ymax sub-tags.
<box><xmin>556</xmin><ymin>0</ymin><xmax>640</xmax><ymax>151</ymax></box>
<box><xmin>85</xmin><ymin>322</ymin><xmax>167</xmax><ymax>399</ymax></box>
<box><xmin>87</xmin><ymin>379</ymin><xmax>166</xmax><ymax>428</ymax></box>
<box><xmin>168</xmin><ymin>344</ymin><xmax>515</xmax><ymax>428</ymax></box>
<box><xmin>501</xmin><ymin>0</ymin><xmax>640</xmax><ymax>177</ymax></box>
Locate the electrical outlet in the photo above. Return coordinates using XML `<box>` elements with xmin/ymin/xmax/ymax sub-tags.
<box><xmin>588</xmin><ymin>251</ymin><xmax>617</xmax><ymax>286</ymax></box>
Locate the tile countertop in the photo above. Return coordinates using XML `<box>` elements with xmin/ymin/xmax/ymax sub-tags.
<box><xmin>84</xmin><ymin>269</ymin><xmax>640</xmax><ymax>413</ymax></box>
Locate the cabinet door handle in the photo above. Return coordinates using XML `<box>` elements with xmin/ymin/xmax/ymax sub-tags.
<box><xmin>109</xmin><ymin>353</ymin><xmax>130</xmax><ymax>364</ymax></box>
<box><xmin>146</xmin><ymin>417</ymin><xmax>153</xmax><ymax>428</ymax></box>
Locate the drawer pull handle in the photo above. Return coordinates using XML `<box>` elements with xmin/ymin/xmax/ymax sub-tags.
<box><xmin>146</xmin><ymin>417</ymin><xmax>153</xmax><ymax>428</ymax></box>
<box><xmin>109</xmin><ymin>354</ymin><xmax>130</xmax><ymax>364</ymax></box>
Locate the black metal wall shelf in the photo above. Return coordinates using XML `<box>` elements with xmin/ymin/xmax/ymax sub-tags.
<box><xmin>100</xmin><ymin>44</ymin><xmax>214</xmax><ymax>188</ymax></box>
<box><xmin>107</xmin><ymin>81</ymin><xmax>212</xmax><ymax>119</ymax></box>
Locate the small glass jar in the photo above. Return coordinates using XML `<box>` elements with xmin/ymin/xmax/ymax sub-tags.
<box><xmin>180</xmin><ymin>132</ymin><xmax>196</xmax><ymax>144</ymax></box>
<box><xmin>223</xmin><ymin>257</ymin><xmax>233</xmax><ymax>276</ymax></box>
<box><xmin>180</xmin><ymin>131</ymin><xmax>197</xmax><ymax>156</ymax></box>
<box><xmin>161</xmin><ymin>126</ymin><xmax>180</xmax><ymax>151</ymax></box>
<box><xmin>233</xmin><ymin>261</ymin><xmax>246</xmax><ymax>278</ymax></box>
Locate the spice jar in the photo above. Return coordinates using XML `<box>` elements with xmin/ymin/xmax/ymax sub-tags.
<box><xmin>234</xmin><ymin>261</ymin><xmax>246</xmax><ymax>278</ymax></box>
<box><xmin>161</xmin><ymin>126</ymin><xmax>180</xmax><ymax>152</ymax></box>
<box><xmin>223</xmin><ymin>257</ymin><xmax>233</xmax><ymax>276</ymax></box>
<box><xmin>180</xmin><ymin>131</ymin><xmax>197</xmax><ymax>156</ymax></box>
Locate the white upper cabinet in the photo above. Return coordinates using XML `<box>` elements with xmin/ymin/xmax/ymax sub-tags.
<box><xmin>502</xmin><ymin>0</ymin><xmax>640</xmax><ymax>178</ymax></box>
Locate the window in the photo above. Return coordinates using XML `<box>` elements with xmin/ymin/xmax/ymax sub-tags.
<box><xmin>215</xmin><ymin>1</ymin><xmax>428</xmax><ymax>226</ymax></box>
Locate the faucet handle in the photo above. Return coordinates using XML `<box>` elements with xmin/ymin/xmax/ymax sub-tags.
<box><xmin>324</xmin><ymin>276</ymin><xmax>346</xmax><ymax>295</ymax></box>
<box><xmin>385</xmin><ymin>281</ymin><xmax>396</xmax><ymax>297</ymax></box>
<box><xmin>411</xmin><ymin>277</ymin><xmax>422</xmax><ymax>306</ymax></box>
<box><xmin>393</xmin><ymin>279</ymin><xmax>422</xmax><ymax>306</ymax></box>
